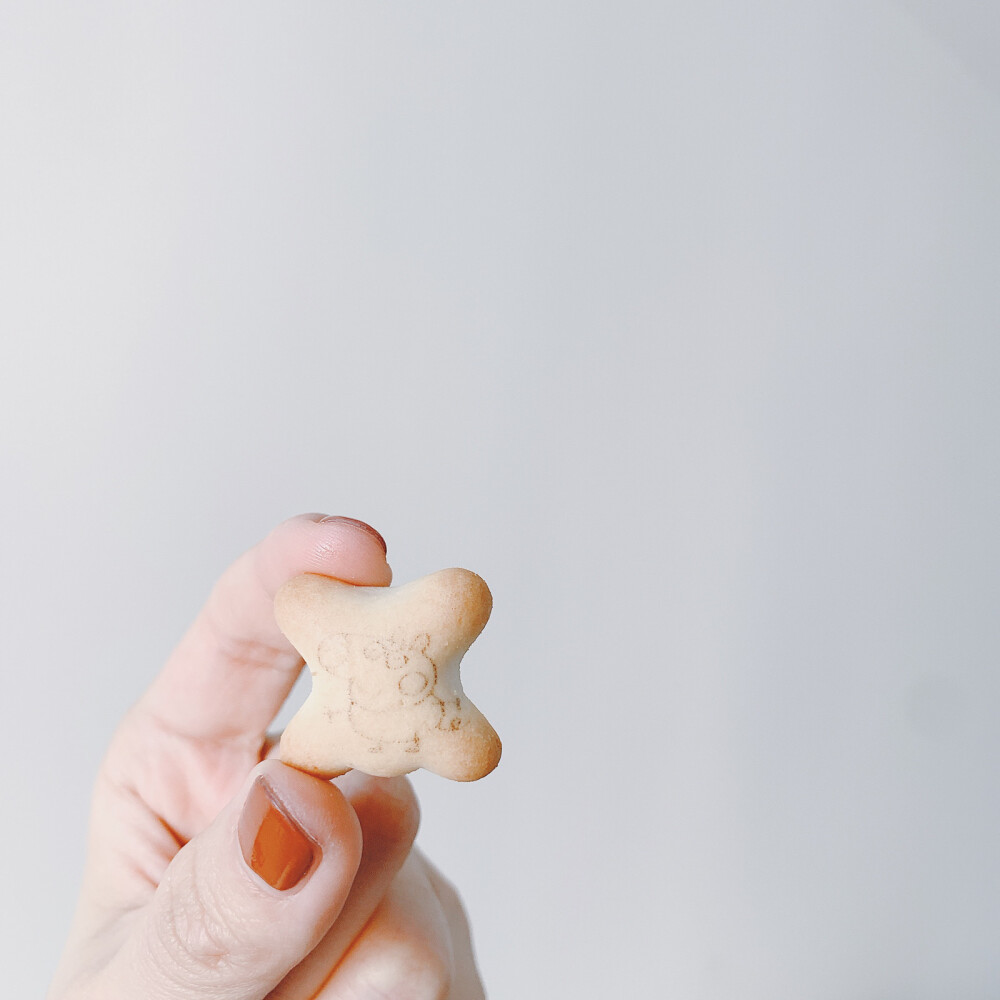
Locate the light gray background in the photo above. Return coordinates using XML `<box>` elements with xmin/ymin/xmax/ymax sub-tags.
<box><xmin>2</xmin><ymin>2</ymin><xmax>999</xmax><ymax>997</ymax></box>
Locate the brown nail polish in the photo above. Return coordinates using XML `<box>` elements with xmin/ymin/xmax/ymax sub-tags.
<box><xmin>239</xmin><ymin>777</ymin><xmax>318</xmax><ymax>891</ymax></box>
<box><xmin>319</xmin><ymin>515</ymin><xmax>388</xmax><ymax>556</ymax></box>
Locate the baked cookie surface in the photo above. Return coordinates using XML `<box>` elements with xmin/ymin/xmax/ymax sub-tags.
<box><xmin>275</xmin><ymin>568</ymin><xmax>501</xmax><ymax>781</ymax></box>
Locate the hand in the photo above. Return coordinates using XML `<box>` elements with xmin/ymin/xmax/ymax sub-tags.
<box><xmin>48</xmin><ymin>514</ymin><xmax>486</xmax><ymax>999</ymax></box>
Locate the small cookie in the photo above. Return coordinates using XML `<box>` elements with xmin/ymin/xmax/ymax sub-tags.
<box><xmin>275</xmin><ymin>568</ymin><xmax>501</xmax><ymax>781</ymax></box>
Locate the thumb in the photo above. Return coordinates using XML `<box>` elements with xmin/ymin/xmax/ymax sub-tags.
<box><xmin>108</xmin><ymin>761</ymin><xmax>362</xmax><ymax>1000</ymax></box>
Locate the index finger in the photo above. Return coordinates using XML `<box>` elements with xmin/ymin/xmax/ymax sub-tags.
<box><xmin>135</xmin><ymin>513</ymin><xmax>392</xmax><ymax>747</ymax></box>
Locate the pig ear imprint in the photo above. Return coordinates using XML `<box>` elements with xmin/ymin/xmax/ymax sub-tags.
<box><xmin>410</xmin><ymin>632</ymin><xmax>432</xmax><ymax>655</ymax></box>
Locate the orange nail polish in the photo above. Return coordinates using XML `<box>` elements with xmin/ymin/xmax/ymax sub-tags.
<box><xmin>239</xmin><ymin>777</ymin><xmax>318</xmax><ymax>891</ymax></box>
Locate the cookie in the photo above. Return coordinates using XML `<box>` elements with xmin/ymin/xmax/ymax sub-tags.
<box><xmin>274</xmin><ymin>568</ymin><xmax>501</xmax><ymax>781</ymax></box>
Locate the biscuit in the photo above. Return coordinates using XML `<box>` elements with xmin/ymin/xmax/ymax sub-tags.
<box><xmin>275</xmin><ymin>568</ymin><xmax>501</xmax><ymax>781</ymax></box>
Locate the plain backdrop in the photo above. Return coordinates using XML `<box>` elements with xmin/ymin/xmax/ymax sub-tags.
<box><xmin>2</xmin><ymin>2</ymin><xmax>999</xmax><ymax>997</ymax></box>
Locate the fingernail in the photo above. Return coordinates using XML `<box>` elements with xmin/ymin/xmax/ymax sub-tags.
<box><xmin>318</xmin><ymin>515</ymin><xmax>388</xmax><ymax>556</ymax></box>
<box><xmin>239</xmin><ymin>777</ymin><xmax>319</xmax><ymax>891</ymax></box>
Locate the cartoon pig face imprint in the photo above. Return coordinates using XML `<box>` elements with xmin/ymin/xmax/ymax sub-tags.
<box><xmin>273</xmin><ymin>568</ymin><xmax>499</xmax><ymax>780</ymax></box>
<box><xmin>314</xmin><ymin>630</ymin><xmax>464</xmax><ymax>749</ymax></box>
<box><xmin>357</xmin><ymin>632</ymin><xmax>435</xmax><ymax>702</ymax></box>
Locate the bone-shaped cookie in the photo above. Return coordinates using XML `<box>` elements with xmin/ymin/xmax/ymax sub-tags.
<box><xmin>275</xmin><ymin>568</ymin><xmax>501</xmax><ymax>781</ymax></box>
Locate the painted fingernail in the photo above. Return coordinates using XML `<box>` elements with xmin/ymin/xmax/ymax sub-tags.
<box><xmin>239</xmin><ymin>777</ymin><xmax>319</xmax><ymax>891</ymax></box>
<box><xmin>319</xmin><ymin>515</ymin><xmax>388</xmax><ymax>556</ymax></box>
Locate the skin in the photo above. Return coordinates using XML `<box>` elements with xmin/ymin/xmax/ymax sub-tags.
<box><xmin>48</xmin><ymin>513</ymin><xmax>487</xmax><ymax>1000</ymax></box>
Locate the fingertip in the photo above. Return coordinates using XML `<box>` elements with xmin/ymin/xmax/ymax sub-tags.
<box><xmin>259</xmin><ymin>513</ymin><xmax>393</xmax><ymax>591</ymax></box>
<box><xmin>254</xmin><ymin>772</ymin><xmax>422</xmax><ymax>998</ymax></box>
<box><xmin>316</xmin><ymin>515</ymin><xmax>387</xmax><ymax>556</ymax></box>
<box><xmin>333</xmin><ymin>772</ymin><xmax>421</xmax><ymax>850</ymax></box>
<box><xmin>125</xmin><ymin>760</ymin><xmax>367</xmax><ymax>998</ymax></box>
<box><xmin>248</xmin><ymin>759</ymin><xmax>364</xmax><ymax>873</ymax></box>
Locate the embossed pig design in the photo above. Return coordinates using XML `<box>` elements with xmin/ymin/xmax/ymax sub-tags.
<box><xmin>317</xmin><ymin>631</ymin><xmax>462</xmax><ymax>753</ymax></box>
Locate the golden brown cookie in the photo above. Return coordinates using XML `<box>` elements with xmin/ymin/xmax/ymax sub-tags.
<box><xmin>275</xmin><ymin>568</ymin><xmax>501</xmax><ymax>781</ymax></box>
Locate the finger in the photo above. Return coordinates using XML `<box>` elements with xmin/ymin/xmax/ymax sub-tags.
<box><xmin>314</xmin><ymin>849</ymin><xmax>454</xmax><ymax>999</ymax></box>
<box><xmin>99</xmin><ymin>761</ymin><xmax>363</xmax><ymax>1000</ymax></box>
<box><xmin>420</xmin><ymin>850</ymin><xmax>488</xmax><ymax>1000</ymax></box>
<box><xmin>268</xmin><ymin>771</ymin><xmax>420</xmax><ymax>999</ymax></box>
<box><xmin>133</xmin><ymin>513</ymin><xmax>391</xmax><ymax>748</ymax></box>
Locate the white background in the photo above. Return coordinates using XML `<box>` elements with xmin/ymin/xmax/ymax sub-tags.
<box><xmin>2</xmin><ymin>2</ymin><xmax>999</xmax><ymax>997</ymax></box>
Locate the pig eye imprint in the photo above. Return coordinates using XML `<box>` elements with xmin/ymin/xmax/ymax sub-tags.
<box><xmin>399</xmin><ymin>671</ymin><xmax>430</xmax><ymax>697</ymax></box>
<box><xmin>386</xmin><ymin>649</ymin><xmax>409</xmax><ymax>670</ymax></box>
<box><xmin>363</xmin><ymin>639</ymin><xmax>385</xmax><ymax>661</ymax></box>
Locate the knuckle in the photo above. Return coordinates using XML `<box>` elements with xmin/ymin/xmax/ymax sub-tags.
<box><xmin>358</xmin><ymin>937</ymin><xmax>454</xmax><ymax>1000</ymax></box>
<box><xmin>417</xmin><ymin>852</ymin><xmax>470</xmax><ymax>929</ymax></box>
<box><xmin>429</xmin><ymin>867</ymin><xmax>463</xmax><ymax>914</ymax></box>
<box><xmin>205</xmin><ymin>601</ymin><xmax>291</xmax><ymax>676</ymax></box>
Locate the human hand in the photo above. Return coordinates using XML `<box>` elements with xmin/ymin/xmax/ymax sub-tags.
<box><xmin>48</xmin><ymin>514</ymin><xmax>486</xmax><ymax>999</ymax></box>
